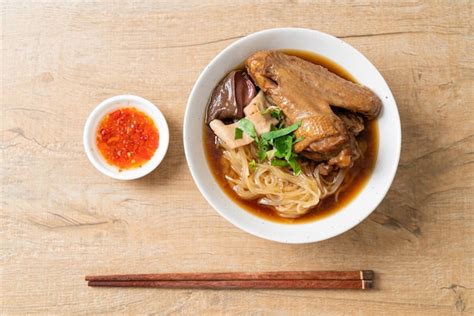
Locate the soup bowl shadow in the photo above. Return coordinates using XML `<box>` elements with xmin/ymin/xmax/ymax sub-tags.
<box><xmin>135</xmin><ymin>115</ymin><xmax>185</xmax><ymax>187</ymax></box>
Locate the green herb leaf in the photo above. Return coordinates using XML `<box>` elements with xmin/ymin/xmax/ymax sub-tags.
<box><xmin>238</xmin><ymin>116</ymin><xmax>302</xmax><ymax>171</ymax></box>
<box><xmin>261</xmin><ymin>107</ymin><xmax>282</xmax><ymax>120</ymax></box>
<box><xmin>260</xmin><ymin>108</ymin><xmax>271</xmax><ymax>115</ymax></box>
<box><xmin>256</xmin><ymin>137</ymin><xmax>269</xmax><ymax>162</ymax></box>
<box><xmin>261</xmin><ymin>121</ymin><xmax>302</xmax><ymax>141</ymax></box>
<box><xmin>270</xmin><ymin>108</ymin><xmax>282</xmax><ymax>120</ymax></box>
<box><xmin>288</xmin><ymin>155</ymin><xmax>301</xmax><ymax>176</ymax></box>
<box><xmin>258</xmin><ymin>150</ymin><xmax>267</xmax><ymax>162</ymax></box>
<box><xmin>238</xmin><ymin>118</ymin><xmax>257</xmax><ymax>139</ymax></box>
<box><xmin>234</xmin><ymin>127</ymin><xmax>243</xmax><ymax>140</ymax></box>
<box><xmin>273</xmin><ymin>135</ymin><xmax>293</xmax><ymax>160</ymax></box>
<box><xmin>293</xmin><ymin>135</ymin><xmax>305</xmax><ymax>144</ymax></box>
<box><xmin>249</xmin><ymin>159</ymin><xmax>257</xmax><ymax>171</ymax></box>
<box><xmin>271</xmin><ymin>159</ymin><xmax>289</xmax><ymax>167</ymax></box>
<box><xmin>285</xmin><ymin>140</ymin><xmax>294</xmax><ymax>161</ymax></box>
<box><xmin>265</xmin><ymin>149</ymin><xmax>276</xmax><ymax>160</ymax></box>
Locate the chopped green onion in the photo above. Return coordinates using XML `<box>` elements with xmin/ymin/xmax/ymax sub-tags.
<box><xmin>293</xmin><ymin>135</ymin><xmax>305</xmax><ymax>144</ymax></box>
<box><xmin>271</xmin><ymin>159</ymin><xmax>289</xmax><ymax>167</ymax></box>
<box><xmin>249</xmin><ymin>159</ymin><xmax>257</xmax><ymax>171</ymax></box>
<box><xmin>261</xmin><ymin>121</ymin><xmax>301</xmax><ymax>141</ymax></box>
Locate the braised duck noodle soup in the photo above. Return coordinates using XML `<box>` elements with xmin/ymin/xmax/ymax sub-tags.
<box><xmin>204</xmin><ymin>50</ymin><xmax>379</xmax><ymax>223</ymax></box>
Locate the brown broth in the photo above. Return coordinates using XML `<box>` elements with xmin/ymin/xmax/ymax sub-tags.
<box><xmin>203</xmin><ymin>50</ymin><xmax>379</xmax><ymax>224</ymax></box>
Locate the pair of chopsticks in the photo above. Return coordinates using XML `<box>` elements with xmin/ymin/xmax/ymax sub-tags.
<box><xmin>86</xmin><ymin>270</ymin><xmax>374</xmax><ymax>290</ymax></box>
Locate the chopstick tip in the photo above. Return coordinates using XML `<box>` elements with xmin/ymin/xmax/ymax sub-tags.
<box><xmin>361</xmin><ymin>270</ymin><xmax>374</xmax><ymax>280</ymax></box>
<box><xmin>362</xmin><ymin>279</ymin><xmax>374</xmax><ymax>290</ymax></box>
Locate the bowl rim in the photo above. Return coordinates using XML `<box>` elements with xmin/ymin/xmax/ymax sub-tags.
<box><xmin>83</xmin><ymin>94</ymin><xmax>169</xmax><ymax>180</ymax></box>
<box><xmin>183</xmin><ymin>27</ymin><xmax>401</xmax><ymax>243</ymax></box>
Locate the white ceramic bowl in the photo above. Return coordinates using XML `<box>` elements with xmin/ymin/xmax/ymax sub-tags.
<box><xmin>184</xmin><ymin>28</ymin><xmax>401</xmax><ymax>243</ymax></box>
<box><xmin>84</xmin><ymin>95</ymin><xmax>169</xmax><ymax>180</ymax></box>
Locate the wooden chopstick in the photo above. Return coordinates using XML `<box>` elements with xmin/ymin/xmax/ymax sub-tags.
<box><xmin>88</xmin><ymin>279</ymin><xmax>372</xmax><ymax>289</ymax></box>
<box><xmin>86</xmin><ymin>270</ymin><xmax>373</xmax><ymax>282</ymax></box>
<box><xmin>86</xmin><ymin>271</ymin><xmax>374</xmax><ymax>290</ymax></box>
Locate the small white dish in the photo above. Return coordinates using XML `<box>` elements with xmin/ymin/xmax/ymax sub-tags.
<box><xmin>183</xmin><ymin>28</ymin><xmax>401</xmax><ymax>244</ymax></box>
<box><xmin>83</xmin><ymin>95</ymin><xmax>169</xmax><ymax>180</ymax></box>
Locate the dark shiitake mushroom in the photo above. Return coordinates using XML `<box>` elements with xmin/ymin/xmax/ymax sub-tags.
<box><xmin>206</xmin><ymin>70</ymin><xmax>257</xmax><ymax>124</ymax></box>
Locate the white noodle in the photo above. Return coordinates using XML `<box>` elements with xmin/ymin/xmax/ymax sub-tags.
<box><xmin>221</xmin><ymin>142</ymin><xmax>346</xmax><ymax>218</ymax></box>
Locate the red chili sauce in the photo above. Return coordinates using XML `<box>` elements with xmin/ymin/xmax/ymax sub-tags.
<box><xmin>96</xmin><ymin>107</ymin><xmax>159</xmax><ymax>171</ymax></box>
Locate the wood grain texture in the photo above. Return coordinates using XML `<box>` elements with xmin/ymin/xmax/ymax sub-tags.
<box><xmin>1</xmin><ymin>0</ymin><xmax>473</xmax><ymax>314</ymax></box>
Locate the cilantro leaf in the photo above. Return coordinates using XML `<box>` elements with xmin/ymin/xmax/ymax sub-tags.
<box><xmin>238</xmin><ymin>118</ymin><xmax>257</xmax><ymax>138</ymax></box>
<box><xmin>273</xmin><ymin>135</ymin><xmax>293</xmax><ymax>160</ymax></box>
<box><xmin>237</xmin><ymin>116</ymin><xmax>302</xmax><ymax>174</ymax></box>
<box><xmin>272</xmin><ymin>137</ymin><xmax>301</xmax><ymax>174</ymax></box>
<box><xmin>234</xmin><ymin>127</ymin><xmax>243</xmax><ymax>140</ymax></box>
<box><xmin>288</xmin><ymin>155</ymin><xmax>301</xmax><ymax>175</ymax></box>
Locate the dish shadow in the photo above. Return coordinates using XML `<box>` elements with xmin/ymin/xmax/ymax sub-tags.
<box><xmin>277</xmin><ymin>174</ymin><xmax>419</xmax><ymax>260</ymax></box>
<box><xmin>281</xmin><ymin>95</ymin><xmax>440</xmax><ymax>257</ymax></box>
<box><xmin>133</xmin><ymin>113</ymin><xmax>187</xmax><ymax>187</ymax></box>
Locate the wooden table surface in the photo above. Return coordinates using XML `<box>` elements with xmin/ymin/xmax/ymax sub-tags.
<box><xmin>1</xmin><ymin>1</ymin><xmax>473</xmax><ymax>314</ymax></box>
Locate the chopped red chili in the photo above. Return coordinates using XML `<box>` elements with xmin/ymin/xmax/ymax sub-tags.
<box><xmin>96</xmin><ymin>107</ymin><xmax>159</xmax><ymax>170</ymax></box>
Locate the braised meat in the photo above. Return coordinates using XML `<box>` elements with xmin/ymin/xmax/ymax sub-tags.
<box><xmin>336</xmin><ymin>110</ymin><xmax>365</xmax><ymax>136</ymax></box>
<box><xmin>246</xmin><ymin>51</ymin><xmax>380</xmax><ymax>168</ymax></box>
